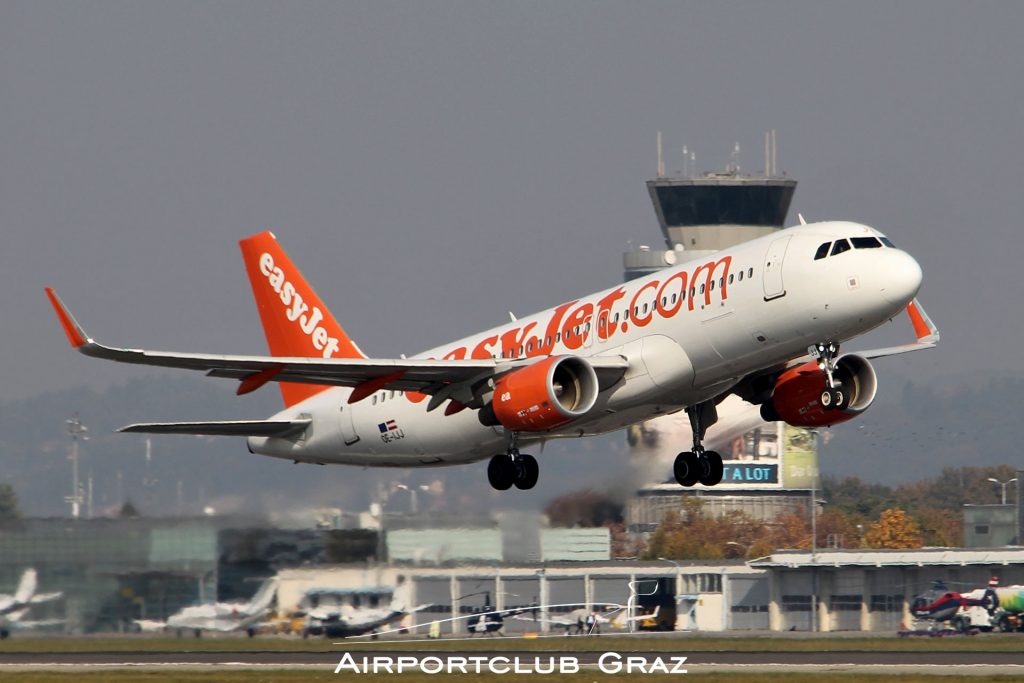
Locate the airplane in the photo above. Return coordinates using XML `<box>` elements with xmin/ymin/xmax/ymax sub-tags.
<box><xmin>463</xmin><ymin>592</ymin><xmax>533</xmax><ymax>636</ymax></box>
<box><xmin>0</xmin><ymin>569</ymin><xmax>63</xmax><ymax>639</ymax></box>
<box><xmin>135</xmin><ymin>577</ymin><xmax>278</xmax><ymax>638</ymax></box>
<box><xmin>513</xmin><ymin>604</ymin><xmax>659</xmax><ymax>635</ymax></box>
<box><xmin>297</xmin><ymin>586</ymin><xmax>430</xmax><ymax>639</ymax></box>
<box><xmin>45</xmin><ymin>221</ymin><xmax>937</xmax><ymax>491</ymax></box>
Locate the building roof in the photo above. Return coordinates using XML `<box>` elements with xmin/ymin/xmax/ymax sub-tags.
<box><xmin>750</xmin><ymin>547</ymin><xmax>1024</xmax><ymax>569</ymax></box>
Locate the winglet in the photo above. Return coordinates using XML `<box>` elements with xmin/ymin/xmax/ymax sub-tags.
<box><xmin>907</xmin><ymin>298</ymin><xmax>939</xmax><ymax>344</ymax></box>
<box><xmin>45</xmin><ymin>288</ymin><xmax>89</xmax><ymax>348</ymax></box>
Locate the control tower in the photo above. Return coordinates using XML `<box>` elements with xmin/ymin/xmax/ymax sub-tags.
<box><xmin>624</xmin><ymin>133</ymin><xmax>816</xmax><ymax>529</ymax></box>
<box><xmin>623</xmin><ymin>131</ymin><xmax>796</xmax><ymax>280</ymax></box>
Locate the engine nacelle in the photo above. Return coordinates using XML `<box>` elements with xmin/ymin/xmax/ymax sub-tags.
<box><xmin>487</xmin><ymin>356</ymin><xmax>599</xmax><ymax>432</ymax></box>
<box><xmin>761</xmin><ymin>354</ymin><xmax>878</xmax><ymax>428</ymax></box>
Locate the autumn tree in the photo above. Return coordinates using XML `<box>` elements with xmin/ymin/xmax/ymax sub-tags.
<box><xmin>863</xmin><ymin>508</ymin><xmax>923</xmax><ymax>549</ymax></box>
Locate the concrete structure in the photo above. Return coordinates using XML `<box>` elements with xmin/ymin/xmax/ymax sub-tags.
<box><xmin>964</xmin><ymin>504</ymin><xmax>1018</xmax><ymax>547</ymax></box>
<box><xmin>751</xmin><ymin>548</ymin><xmax>1024</xmax><ymax>632</ymax></box>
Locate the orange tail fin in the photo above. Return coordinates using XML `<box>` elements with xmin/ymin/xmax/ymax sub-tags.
<box><xmin>239</xmin><ymin>231</ymin><xmax>366</xmax><ymax>407</ymax></box>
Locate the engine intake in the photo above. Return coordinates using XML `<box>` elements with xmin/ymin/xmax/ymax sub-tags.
<box><xmin>761</xmin><ymin>354</ymin><xmax>878</xmax><ymax>428</ymax></box>
<box><xmin>485</xmin><ymin>356</ymin><xmax>599</xmax><ymax>432</ymax></box>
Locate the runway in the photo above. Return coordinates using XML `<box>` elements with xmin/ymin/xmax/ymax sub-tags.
<box><xmin>2</xmin><ymin>649</ymin><xmax>1023</xmax><ymax>675</ymax></box>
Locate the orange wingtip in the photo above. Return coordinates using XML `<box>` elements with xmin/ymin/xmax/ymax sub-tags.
<box><xmin>906</xmin><ymin>300</ymin><xmax>932</xmax><ymax>341</ymax></box>
<box><xmin>45</xmin><ymin>288</ymin><xmax>88</xmax><ymax>348</ymax></box>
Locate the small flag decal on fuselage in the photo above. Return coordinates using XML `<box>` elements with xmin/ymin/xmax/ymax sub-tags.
<box><xmin>378</xmin><ymin>420</ymin><xmax>398</xmax><ymax>433</ymax></box>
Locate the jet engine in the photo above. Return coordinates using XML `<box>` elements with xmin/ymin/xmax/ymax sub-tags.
<box><xmin>480</xmin><ymin>356</ymin><xmax>599</xmax><ymax>431</ymax></box>
<box><xmin>760</xmin><ymin>354</ymin><xmax>878</xmax><ymax>428</ymax></box>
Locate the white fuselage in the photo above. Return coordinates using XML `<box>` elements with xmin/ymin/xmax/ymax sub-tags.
<box><xmin>248</xmin><ymin>221</ymin><xmax>922</xmax><ymax>467</ymax></box>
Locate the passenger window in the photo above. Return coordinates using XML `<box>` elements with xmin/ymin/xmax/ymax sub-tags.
<box><xmin>546</xmin><ymin>336</ymin><xmax>552</xmax><ymax>346</ymax></box>
<box><xmin>527</xmin><ymin>340</ymin><xmax>534</xmax><ymax>352</ymax></box>
<box><xmin>747</xmin><ymin>267</ymin><xmax>753</xmax><ymax>278</ymax></box>
<box><xmin>709</xmin><ymin>280</ymin><xmax>715</xmax><ymax>291</ymax></box>
<box><xmin>738</xmin><ymin>271</ymin><xmax>744</xmax><ymax>282</ymax></box>
<box><xmin>719</xmin><ymin>277</ymin><xmax>724</xmax><ymax>288</ymax></box>
<box><xmin>613</xmin><ymin>313</ymin><xmax>619</xmax><ymax>323</ymax></box>
<box><xmin>728</xmin><ymin>274</ymin><xmax>734</xmax><ymax>285</ymax></box>
<box><xmin>556</xmin><ymin>332</ymin><xmax>561</xmax><ymax>342</ymax></box>
<box><xmin>700</xmin><ymin>283</ymin><xmax>706</xmax><ymax>295</ymax></box>
<box><xmin>690</xmin><ymin>287</ymin><xmax>696</xmax><ymax>298</ymax></box>
<box><xmin>852</xmin><ymin>236</ymin><xmax>882</xmax><ymax>249</ymax></box>
<box><xmin>372</xmin><ymin>395</ymin><xmax>377</xmax><ymax>405</ymax></box>
<box><xmin>672</xmin><ymin>293</ymin><xmax>678</xmax><ymax>304</ymax></box>
<box><xmin>831</xmin><ymin>239</ymin><xmax>851</xmax><ymax>256</ymax></box>
<box><xmin>642</xmin><ymin>303</ymin><xmax>648</xmax><ymax>314</ymax></box>
<box><xmin>814</xmin><ymin>242</ymin><xmax>831</xmax><ymax>260</ymax></box>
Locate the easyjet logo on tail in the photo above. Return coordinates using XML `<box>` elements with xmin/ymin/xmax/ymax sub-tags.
<box><xmin>259</xmin><ymin>252</ymin><xmax>340</xmax><ymax>358</ymax></box>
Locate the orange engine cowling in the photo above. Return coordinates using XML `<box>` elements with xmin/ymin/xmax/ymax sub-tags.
<box><xmin>490</xmin><ymin>356</ymin><xmax>599</xmax><ymax>432</ymax></box>
<box><xmin>763</xmin><ymin>354</ymin><xmax>878</xmax><ymax>428</ymax></box>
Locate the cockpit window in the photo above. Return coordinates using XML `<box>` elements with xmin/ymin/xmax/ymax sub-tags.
<box><xmin>814</xmin><ymin>242</ymin><xmax>831</xmax><ymax>260</ymax></box>
<box><xmin>879</xmin><ymin>236</ymin><xmax>895</xmax><ymax>248</ymax></box>
<box><xmin>851</xmin><ymin>236</ymin><xmax>882</xmax><ymax>249</ymax></box>
<box><xmin>830</xmin><ymin>239</ymin><xmax>851</xmax><ymax>256</ymax></box>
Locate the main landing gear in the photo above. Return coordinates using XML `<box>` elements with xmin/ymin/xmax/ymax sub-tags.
<box><xmin>674</xmin><ymin>401</ymin><xmax>724</xmax><ymax>487</ymax></box>
<box><xmin>487</xmin><ymin>433</ymin><xmax>539</xmax><ymax>491</ymax></box>
<box><xmin>811</xmin><ymin>341</ymin><xmax>848</xmax><ymax>410</ymax></box>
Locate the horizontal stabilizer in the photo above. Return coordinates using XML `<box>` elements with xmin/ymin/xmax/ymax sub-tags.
<box><xmin>118</xmin><ymin>419</ymin><xmax>311</xmax><ymax>437</ymax></box>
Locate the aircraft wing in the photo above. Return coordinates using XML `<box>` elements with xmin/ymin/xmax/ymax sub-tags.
<box><xmin>119</xmin><ymin>420</ymin><xmax>311</xmax><ymax>437</ymax></box>
<box><xmin>46</xmin><ymin>289</ymin><xmax>628</xmax><ymax>402</ymax></box>
<box><xmin>853</xmin><ymin>299</ymin><xmax>940</xmax><ymax>359</ymax></box>
<box><xmin>29</xmin><ymin>591</ymin><xmax>62</xmax><ymax>604</ymax></box>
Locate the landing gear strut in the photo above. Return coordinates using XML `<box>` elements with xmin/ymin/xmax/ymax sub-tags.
<box><xmin>810</xmin><ymin>341</ymin><xmax>848</xmax><ymax>410</ymax></box>
<box><xmin>673</xmin><ymin>401</ymin><xmax>724</xmax><ymax>487</ymax></box>
<box><xmin>487</xmin><ymin>432</ymin><xmax>539</xmax><ymax>491</ymax></box>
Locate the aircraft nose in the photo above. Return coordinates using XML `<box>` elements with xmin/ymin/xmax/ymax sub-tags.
<box><xmin>881</xmin><ymin>249</ymin><xmax>923</xmax><ymax>305</ymax></box>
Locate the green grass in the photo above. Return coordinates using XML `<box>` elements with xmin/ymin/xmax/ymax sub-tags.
<box><xmin>2</xmin><ymin>632</ymin><xmax>1024</xmax><ymax>653</ymax></box>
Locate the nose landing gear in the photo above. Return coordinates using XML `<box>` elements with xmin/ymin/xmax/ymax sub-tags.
<box><xmin>673</xmin><ymin>401</ymin><xmax>724</xmax><ymax>488</ymax></box>
<box><xmin>811</xmin><ymin>341</ymin><xmax>848</xmax><ymax>410</ymax></box>
<box><xmin>487</xmin><ymin>432</ymin><xmax>539</xmax><ymax>491</ymax></box>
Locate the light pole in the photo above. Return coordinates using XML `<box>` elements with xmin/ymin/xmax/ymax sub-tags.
<box><xmin>987</xmin><ymin>477</ymin><xmax>1017</xmax><ymax>505</ymax></box>
<box><xmin>65</xmin><ymin>414</ymin><xmax>88</xmax><ymax>519</ymax></box>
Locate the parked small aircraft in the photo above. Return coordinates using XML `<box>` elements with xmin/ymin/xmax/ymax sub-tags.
<box><xmin>135</xmin><ymin>577</ymin><xmax>278</xmax><ymax>637</ymax></box>
<box><xmin>0</xmin><ymin>569</ymin><xmax>63</xmax><ymax>639</ymax></box>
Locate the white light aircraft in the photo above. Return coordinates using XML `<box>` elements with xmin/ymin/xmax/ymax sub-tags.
<box><xmin>46</xmin><ymin>221</ymin><xmax>937</xmax><ymax>491</ymax></box>
<box><xmin>298</xmin><ymin>587</ymin><xmax>430</xmax><ymax>639</ymax></box>
<box><xmin>0</xmin><ymin>569</ymin><xmax>63</xmax><ymax>638</ymax></box>
<box><xmin>135</xmin><ymin>577</ymin><xmax>278</xmax><ymax>637</ymax></box>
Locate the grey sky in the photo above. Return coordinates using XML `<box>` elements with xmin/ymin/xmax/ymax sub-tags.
<box><xmin>5</xmin><ymin>1</ymin><xmax>1023</xmax><ymax>403</ymax></box>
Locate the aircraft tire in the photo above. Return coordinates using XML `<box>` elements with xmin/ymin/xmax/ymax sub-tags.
<box><xmin>488</xmin><ymin>455</ymin><xmax>515</xmax><ymax>490</ymax></box>
<box><xmin>699</xmin><ymin>451</ymin><xmax>724</xmax><ymax>486</ymax></box>
<box><xmin>833</xmin><ymin>387</ymin><xmax>848</xmax><ymax>410</ymax></box>
<box><xmin>820</xmin><ymin>389</ymin><xmax>834</xmax><ymax>409</ymax></box>
<box><xmin>514</xmin><ymin>454</ymin><xmax>539</xmax><ymax>490</ymax></box>
<box><xmin>673</xmin><ymin>451</ymin><xmax>700</xmax><ymax>487</ymax></box>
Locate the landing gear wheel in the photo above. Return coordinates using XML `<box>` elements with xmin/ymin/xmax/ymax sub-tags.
<box><xmin>487</xmin><ymin>455</ymin><xmax>515</xmax><ymax>490</ymax></box>
<box><xmin>699</xmin><ymin>450</ymin><xmax>724</xmax><ymax>486</ymax></box>
<box><xmin>674</xmin><ymin>451</ymin><xmax>700</xmax><ymax>487</ymax></box>
<box><xmin>832</xmin><ymin>387</ymin><xmax>848</xmax><ymax>410</ymax></box>
<box><xmin>820</xmin><ymin>389</ymin><xmax>834</xmax><ymax>409</ymax></box>
<box><xmin>514</xmin><ymin>454</ymin><xmax>539</xmax><ymax>490</ymax></box>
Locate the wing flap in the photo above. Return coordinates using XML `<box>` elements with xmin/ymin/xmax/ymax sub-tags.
<box><xmin>118</xmin><ymin>419</ymin><xmax>311</xmax><ymax>437</ymax></box>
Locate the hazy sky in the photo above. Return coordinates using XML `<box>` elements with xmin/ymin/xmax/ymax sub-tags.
<box><xmin>5</xmin><ymin>1</ymin><xmax>1023</xmax><ymax>403</ymax></box>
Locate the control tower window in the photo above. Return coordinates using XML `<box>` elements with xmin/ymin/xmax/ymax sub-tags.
<box><xmin>830</xmin><ymin>239</ymin><xmax>851</xmax><ymax>256</ymax></box>
<box><xmin>814</xmin><ymin>242</ymin><xmax>831</xmax><ymax>260</ymax></box>
<box><xmin>852</xmin><ymin>237</ymin><xmax>882</xmax><ymax>249</ymax></box>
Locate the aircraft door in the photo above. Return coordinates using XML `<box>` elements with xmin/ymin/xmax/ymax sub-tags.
<box><xmin>762</xmin><ymin>236</ymin><xmax>791</xmax><ymax>301</ymax></box>
<box><xmin>338</xmin><ymin>403</ymin><xmax>360</xmax><ymax>445</ymax></box>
